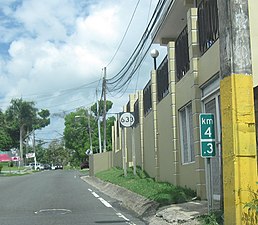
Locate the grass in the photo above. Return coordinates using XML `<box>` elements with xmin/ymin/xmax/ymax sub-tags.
<box><xmin>96</xmin><ymin>167</ymin><xmax>196</xmax><ymax>206</ymax></box>
<box><xmin>0</xmin><ymin>162</ymin><xmax>32</xmax><ymax>176</ymax></box>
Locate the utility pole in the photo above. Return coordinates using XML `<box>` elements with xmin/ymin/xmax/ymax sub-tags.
<box><xmin>33</xmin><ymin>129</ymin><xmax>37</xmax><ymax>170</ymax></box>
<box><xmin>217</xmin><ymin>1</ymin><xmax>257</xmax><ymax>224</ymax></box>
<box><xmin>87</xmin><ymin>109</ymin><xmax>93</xmax><ymax>153</ymax></box>
<box><xmin>96</xmin><ymin>90</ymin><xmax>102</xmax><ymax>153</ymax></box>
<box><xmin>103</xmin><ymin>67</ymin><xmax>107</xmax><ymax>152</ymax></box>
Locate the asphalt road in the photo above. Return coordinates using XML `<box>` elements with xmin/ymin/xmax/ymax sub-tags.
<box><xmin>0</xmin><ymin>170</ymin><xmax>146</xmax><ymax>225</ymax></box>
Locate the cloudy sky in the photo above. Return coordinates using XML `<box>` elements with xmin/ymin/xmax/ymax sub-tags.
<box><xmin>0</xmin><ymin>0</ymin><xmax>166</xmax><ymax>142</ymax></box>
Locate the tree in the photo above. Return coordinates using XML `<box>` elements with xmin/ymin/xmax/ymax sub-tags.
<box><xmin>63</xmin><ymin>100</ymin><xmax>114</xmax><ymax>166</ymax></box>
<box><xmin>0</xmin><ymin>110</ymin><xmax>12</xmax><ymax>150</ymax></box>
<box><xmin>90</xmin><ymin>100</ymin><xmax>113</xmax><ymax>117</ymax></box>
<box><xmin>5</xmin><ymin>98</ymin><xmax>50</xmax><ymax>161</ymax></box>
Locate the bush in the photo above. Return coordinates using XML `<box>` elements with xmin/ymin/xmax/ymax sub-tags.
<box><xmin>242</xmin><ymin>188</ymin><xmax>258</xmax><ymax>225</ymax></box>
<box><xmin>0</xmin><ymin>164</ymin><xmax>3</xmax><ymax>173</ymax></box>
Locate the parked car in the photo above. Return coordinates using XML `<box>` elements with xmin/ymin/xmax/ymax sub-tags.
<box><xmin>55</xmin><ymin>164</ymin><xmax>63</xmax><ymax>170</ymax></box>
<box><xmin>43</xmin><ymin>164</ymin><xmax>51</xmax><ymax>170</ymax></box>
<box><xmin>80</xmin><ymin>161</ymin><xmax>89</xmax><ymax>169</ymax></box>
<box><xmin>27</xmin><ymin>163</ymin><xmax>44</xmax><ymax>170</ymax></box>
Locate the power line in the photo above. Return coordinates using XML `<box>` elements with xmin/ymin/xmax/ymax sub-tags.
<box><xmin>105</xmin><ymin>0</ymin><xmax>141</xmax><ymax>68</ymax></box>
<box><xmin>105</xmin><ymin>0</ymin><xmax>166</xmax><ymax>95</ymax></box>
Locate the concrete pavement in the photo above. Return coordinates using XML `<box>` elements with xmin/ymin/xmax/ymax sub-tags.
<box><xmin>81</xmin><ymin>175</ymin><xmax>209</xmax><ymax>224</ymax></box>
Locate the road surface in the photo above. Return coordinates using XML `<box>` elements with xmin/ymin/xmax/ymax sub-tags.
<box><xmin>0</xmin><ymin>170</ymin><xmax>146</xmax><ymax>225</ymax></box>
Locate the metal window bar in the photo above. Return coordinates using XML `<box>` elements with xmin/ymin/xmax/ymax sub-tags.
<box><xmin>116</xmin><ymin>119</ymin><xmax>119</xmax><ymax>137</ymax></box>
<box><xmin>126</xmin><ymin>101</ymin><xmax>130</xmax><ymax>112</ymax></box>
<box><xmin>175</xmin><ymin>26</ymin><xmax>190</xmax><ymax>81</ymax></box>
<box><xmin>198</xmin><ymin>0</ymin><xmax>219</xmax><ymax>55</ymax></box>
<box><xmin>157</xmin><ymin>56</ymin><xmax>169</xmax><ymax>103</ymax></box>
<box><xmin>134</xmin><ymin>99</ymin><xmax>139</xmax><ymax>126</ymax></box>
<box><xmin>143</xmin><ymin>80</ymin><xmax>152</xmax><ymax>116</ymax></box>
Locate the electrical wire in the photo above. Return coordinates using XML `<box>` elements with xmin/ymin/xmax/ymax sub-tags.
<box><xmin>105</xmin><ymin>0</ymin><xmax>141</xmax><ymax>68</ymax></box>
<box><xmin>105</xmin><ymin>0</ymin><xmax>167</xmax><ymax>95</ymax></box>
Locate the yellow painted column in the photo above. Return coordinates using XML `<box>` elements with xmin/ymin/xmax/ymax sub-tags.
<box><xmin>220</xmin><ymin>74</ymin><xmax>257</xmax><ymax>224</ymax></box>
<box><xmin>217</xmin><ymin>0</ymin><xmax>258</xmax><ymax>223</ymax></box>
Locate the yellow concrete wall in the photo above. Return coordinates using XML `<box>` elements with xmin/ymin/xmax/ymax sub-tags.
<box><xmin>134</xmin><ymin>125</ymin><xmax>142</xmax><ymax>167</ymax></box>
<box><xmin>126</xmin><ymin>127</ymin><xmax>133</xmax><ymax>167</ymax></box>
<box><xmin>175</xmin><ymin>73</ymin><xmax>198</xmax><ymax>191</ymax></box>
<box><xmin>198</xmin><ymin>40</ymin><xmax>220</xmax><ymax>86</ymax></box>
<box><xmin>113</xmin><ymin>150</ymin><xmax>123</xmax><ymax>168</ymax></box>
<box><xmin>249</xmin><ymin>0</ymin><xmax>258</xmax><ymax>87</ymax></box>
<box><xmin>89</xmin><ymin>151</ymin><xmax>113</xmax><ymax>176</ymax></box>
<box><xmin>156</xmin><ymin>95</ymin><xmax>174</xmax><ymax>183</ymax></box>
<box><xmin>143</xmin><ymin>111</ymin><xmax>156</xmax><ymax>178</ymax></box>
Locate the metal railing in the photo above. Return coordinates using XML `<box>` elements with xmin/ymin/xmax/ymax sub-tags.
<box><xmin>143</xmin><ymin>81</ymin><xmax>152</xmax><ymax>116</ymax></box>
<box><xmin>133</xmin><ymin>100</ymin><xmax>139</xmax><ymax>126</ymax></box>
<box><xmin>157</xmin><ymin>56</ymin><xmax>169</xmax><ymax>102</ymax></box>
<box><xmin>198</xmin><ymin>0</ymin><xmax>219</xmax><ymax>55</ymax></box>
<box><xmin>175</xmin><ymin>26</ymin><xmax>190</xmax><ymax>81</ymax></box>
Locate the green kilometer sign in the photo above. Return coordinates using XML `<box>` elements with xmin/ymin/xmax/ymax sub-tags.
<box><xmin>199</xmin><ymin>113</ymin><xmax>216</xmax><ymax>158</ymax></box>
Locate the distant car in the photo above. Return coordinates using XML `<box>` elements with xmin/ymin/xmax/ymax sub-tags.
<box><xmin>80</xmin><ymin>161</ymin><xmax>89</xmax><ymax>170</ymax></box>
<box><xmin>28</xmin><ymin>163</ymin><xmax>44</xmax><ymax>170</ymax></box>
<box><xmin>43</xmin><ymin>164</ymin><xmax>51</xmax><ymax>170</ymax></box>
<box><xmin>55</xmin><ymin>164</ymin><xmax>63</xmax><ymax>170</ymax></box>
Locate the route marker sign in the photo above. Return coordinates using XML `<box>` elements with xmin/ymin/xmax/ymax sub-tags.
<box><xmin>119</xmin><ymin>112</ymin><xmax>135</xmax><ymax>128</ymax></box>
<box><xmin>199</xmin><ymin>113</ymin><xmax>216</xmax><ymax>158</ymax></box>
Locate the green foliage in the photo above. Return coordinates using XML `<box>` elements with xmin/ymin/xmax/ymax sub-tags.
<box><xmin>242</xmin><ymin>188</ymin><xmax>258</xmax><ymax>225</ymax></box>
<box><xmin>63</xmin><ymin>101</ymin><xmax>114</xmax><ymax>165</ymax></box>
<box><xmin>0</xmin><ymin>164</ymin><xmax>3</xmax><ymax>173</ymax></box>
<box><xmin>90</xmin><ymin>100</ymin><xmax>113</xmax><ymax>117</ymax></box>
<box><xmin>199</xmin><ymin>211</ymin><xmax>223</xmax><ymax>225</ymax></box>
<box><xmin>96</xmin><ymin>167</ymin><xmax>196</xmax><ymax>205</ymax></box>
<box><xmin>39</xmin><ymin>139</ymin><xmax>69</xmax><ymax>166</ymax></box>
<box><xmin>3</xmin><ymin>98</ymin><xmax>50</xmax><ymax>150</ymax></box>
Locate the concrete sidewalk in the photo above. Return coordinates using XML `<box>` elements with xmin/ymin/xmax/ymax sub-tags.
<box><xmin>81</xmin><ymin>176</ymin><xmax>208</xmax><ymax>225</ymax></box>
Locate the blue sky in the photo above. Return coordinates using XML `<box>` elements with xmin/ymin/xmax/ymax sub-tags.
<box><xmin>0</xmin><ymin>0</ymin><xmax>165</xmax><ymax>142</ymax></box>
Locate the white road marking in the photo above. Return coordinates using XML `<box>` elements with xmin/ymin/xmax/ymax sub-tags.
<box><xmin>87</xmin><ymin>189</ymin><xmax>136</xmax><ymax>224</ymax></box>
<box><xmin>116</xmin><ymin>212</ymin><xmax>129</xmax><ymax>221</ymax></box>
<box><xmin>92</xmin><ymin>192</ymin><xmax>99</xmax><ymax>198</ymax></box>
<box><xmin>98</xmin><ymin>197</ymin><xmax>112</xmax><ymax>208</ymax></box>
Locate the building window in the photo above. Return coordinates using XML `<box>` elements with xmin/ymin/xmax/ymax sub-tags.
<box><xmin>179</xmin><ymin>103</ymin><xmax>195</xmax><ymax>164</ymax></box>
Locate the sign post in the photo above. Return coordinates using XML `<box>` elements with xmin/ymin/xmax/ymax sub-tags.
<box><xmin>199</xmin><ymin>113</ymin><xmax>216</xmax><ymax>212</ymax></box>
<box><xmin>199</xmin><ymin>113</ymin><xmax>216</xmax><ymax>158</ymax></box>
<box><xmin>119</xmin><ymin>112</ymin><xmax>135</xmax><ymax>177</ymax></box>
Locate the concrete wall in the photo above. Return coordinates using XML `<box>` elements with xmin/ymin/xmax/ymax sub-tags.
<box><xmin>89</xmin><ymin>151</ymin><xmax>113</xmax><ymax>176</ymax></box>
<box><xmin>143</xmin><ymin>111</ymin><xmax>156</xmax><ymax>178</ymax></box>
<box><xmin>156</xmin><ymin>95</ymin><xmax>174</xmax><ymax>183</ymax></box>
<box><xmin>90</xmin><ymin>3</ymin><xmax>258</xmax><ymax>200</ymax></box>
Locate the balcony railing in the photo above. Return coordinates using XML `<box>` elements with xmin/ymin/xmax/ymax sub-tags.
<box><xmin>157</xmin><ymin>56</ymin><xmax>169</xmax><ymax>102</ymax></box>
<box><xmin>143</xmin><ymin>80</ymin><xmax>152</xmax><ymax>116</ymax></box>
<box><xmin>126</xmin><ymin>101</ymin><xmax>130</xmax><ymax>112</ymax></box>
<box><xmin>198</xmin><ymin>0</ymin><xmax>219</xmax><ymax>55</ymax></box>
<box><xmin>133</xmin><ymin>99</ymin><xmax>139</xmax><ymax>126</ymax></box>
<box><xmin>175</xmin><ymin>26</ymin><xmax>190</xmax><ymax>81</ymax></box>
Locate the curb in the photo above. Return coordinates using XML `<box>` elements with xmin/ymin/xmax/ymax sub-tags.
<box><xmin>81</xmin><ymin>175</ymin><xmax>159</xmax><ymax>217</ymax></box>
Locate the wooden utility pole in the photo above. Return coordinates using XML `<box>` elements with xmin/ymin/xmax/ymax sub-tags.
<box><xmin>217</xmin><ymin>1</ymin><xmax>257</xmax><ymax>224</ymax></box>
<box><xmin>103</xmin><ymin>67</ymin><xmax>107</xmax><ymax>152</ymax></box>
<box><xmin>96</xmin><ymin>89</ymin><xmax>102</xmax><ymax>153</ymax></box>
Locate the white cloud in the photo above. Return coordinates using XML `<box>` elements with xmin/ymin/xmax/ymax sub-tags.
<box><xmin>0</xmin><ymin>0</ymin><xmax>164</xmax><ymax>140</ymax></box>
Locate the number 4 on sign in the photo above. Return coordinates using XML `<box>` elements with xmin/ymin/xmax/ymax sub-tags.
<box><xmin>204</xmin><ymin>127</ymin><xmax>212</xmax><ymax>138</ymax></box>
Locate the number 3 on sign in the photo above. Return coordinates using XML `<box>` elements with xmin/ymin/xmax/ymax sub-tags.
<box><xmin>206</xmin><ymin>143</ymin><xmax>213</xmax><ymax>154</ymax></box>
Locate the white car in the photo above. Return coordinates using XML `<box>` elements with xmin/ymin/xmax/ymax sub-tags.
<box><xmin>27</xmin><ymin>163</ymin><xmax>44</xmax><ymax>170</ymax></box>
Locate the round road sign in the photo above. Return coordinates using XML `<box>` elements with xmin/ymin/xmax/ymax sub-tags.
<box><xmin>119</xmin><ymin>112</ymin><xmax>135</xmax><ymax>127</ymax></box>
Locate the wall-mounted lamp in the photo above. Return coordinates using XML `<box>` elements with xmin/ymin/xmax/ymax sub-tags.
<box><xmin>150</xmin><ymin>49</ymin><xmax>159</xmax><ymax>70</ymax></box>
